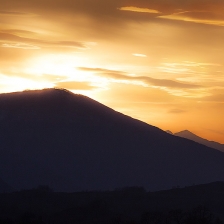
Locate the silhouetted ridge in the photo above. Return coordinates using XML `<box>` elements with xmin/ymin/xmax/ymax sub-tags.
<box><xmin>0</xmin><ymin>88</ymin><xmax>163</xmax><ymax>135</ymax></box>
<box><xmin>175</xmin><ymin>130</ymin><xmax>224</xmax><ymax>152</ymax></box>
<box><xmin>0</xmin><ymin>88</ymin><xmax>115</xmax><ymax>117</ymax></box>
<box><xmin>0</xmin><ymin>88</ymin><xmax>224</xmax><ymax>192</ymax></box>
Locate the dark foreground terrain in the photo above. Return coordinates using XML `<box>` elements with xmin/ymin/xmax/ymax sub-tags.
<box><xmin>1</xmin><ymin>88</ymin><xmax>224</xmax><ymax>192</ymax></box>
<box><xmin>0</xmin><ymin>182</ymin><xmax>224</xmax><ymax>224</ymax></box>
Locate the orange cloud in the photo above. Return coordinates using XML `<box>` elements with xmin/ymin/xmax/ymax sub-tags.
<box><xmin>119</xmin><ymin>6</ymin><xmax>160</xmax><ymax>14</ymax></box>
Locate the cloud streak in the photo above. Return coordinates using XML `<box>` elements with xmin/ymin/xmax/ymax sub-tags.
<box><xmin>0</xmin><ymin>32</ymin><xmax>86</xmax><ymax>49</ymax></box>
<box><xmin>159</xmin><ymin>11</ymin><xmax>224</xmax><ymax>26</ymax></box>
<box><xmin>2</xmin><ymin>43</ymin><xmax>40</xmax><ymax>49</ymax></box>
<box><xmin>119</xmin><ymin>7</ymin><xmax>161</xmax><ymax>14</ymax></box>
<box><xmin>0</xmin><ymin>11</ymin><xmax>34</xmax><ymax>16</ymax></box>
<box><xmin>78</xmin><ymin>67</ymin><xmax>201</xmax><ymax>89</ymax></box>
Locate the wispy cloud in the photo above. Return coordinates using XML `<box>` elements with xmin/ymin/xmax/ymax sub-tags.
<box><xmin>119</xmin><ymin>7</ymin><xmax>161</xmax><ymax>14</ymax></box>
<box><xmin>159</xmin><ymin>11</ymin><xmax>224</xmax><ymax>26</ymax></box>
<box><xmin>0</xmin><ymin>11</ymin><xmax>35</xmax><ymax>16</ymax></box>
<box><xmin>78</xmin><ymin>67</ymin><xmax>202</xmax><ymax>89</ymax></box>
<box><xmin>0</xmin><ymin>32</ymin><xmax>86</xmax><ymax>49</ymax></box>
<box><xmin>2</xmin><ymin>43</ymin><xmax>40</xmax><ymax>49</ymax></box>
<box><xmin>133</xmin><ymin>53</ymin><xmax>147</xmax><ymax>57</ymax></box>
<box><xmin>0</xmin><ymin>29</ymin><xmax>36</xmax><ymax>35</ymax></box>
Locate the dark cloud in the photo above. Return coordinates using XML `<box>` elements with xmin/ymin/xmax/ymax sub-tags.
<box><xmin>78</xmin><ymin>67</ymin><xmax>202</xmax><ymax>89</ymax></box>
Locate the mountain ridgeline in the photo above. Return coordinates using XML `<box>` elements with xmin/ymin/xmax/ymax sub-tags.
<box><xmin>0</xmin><ymin>88</ymin><xmax>224</xmax><ymax>192</ymax></box>
<box><xmin>174</xmin><ymin>130</ymin><xmax>224</xmax><ymax>152</ymax></box>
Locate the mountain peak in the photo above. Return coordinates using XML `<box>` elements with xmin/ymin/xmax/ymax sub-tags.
<box><xmin>174</xmin><ymin>130</ymin><xmax>224</xmax><ymax>152</ymax></box>
<box><xmin>177</xmin><ymin>130</ymin><xmax>193</xmax><ymax>134</ymax></box>
<box><xmin>175</xmin><ymin>130</ymin><xmax>196</xmax><ymax>137</ymax></box>
<box><xmin>0</xmin><ymin>88</ymin><xmax>93</xmax><ymax>103</ymax></box>
<box><xmin>0</xmin><ymin>88</ymin><xmax>112</xmax><ymax>113</ymax></box>
<box><xmin>175</xmin><ymin>130</ymin><xmax>207</xmax><ymax>142</ymax></box>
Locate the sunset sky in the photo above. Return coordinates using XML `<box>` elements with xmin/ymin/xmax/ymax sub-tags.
<box><xmin>0</xmin><ymin>0</ymin><xmax>224</xmax><ymax>143</ymax></box>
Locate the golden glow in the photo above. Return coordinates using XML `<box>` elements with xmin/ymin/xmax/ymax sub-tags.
<box><xmin>26</xmin><ymin>54</ymin><xmax>95</xmax><ymax>81</ymax></box>
<box><xmin>1</xmin><ymin>0</ymin><xmax>224</xmax><ymax>143</ymax></box>
<box><xmin>0</xmin><ymin>74</ymin><xmax>53</xmax><ymax>93</ymax></box>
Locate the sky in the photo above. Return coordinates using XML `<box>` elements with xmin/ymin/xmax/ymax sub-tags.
<box><xmin>0</xmin><ymin>0</ymin><xmax>224</xmax><ymax>143</ymax></box>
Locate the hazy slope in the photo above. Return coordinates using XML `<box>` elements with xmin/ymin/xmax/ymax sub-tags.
<box><xmin>175</xmin><ymin>130</ymin><xmax>224</xmax><ymax>152</ymax></box>
<box><xmin>0</xmin><ymin>88</ymin><xmax>224</xmax><ymax>192</ymax></box>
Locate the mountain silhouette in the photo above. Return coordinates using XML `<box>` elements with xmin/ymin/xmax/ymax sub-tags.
<box><xmin>1</xmin><ymin>88</ymin><xmax>224</xmax><ymax>192</ymax></box>
<box><xmin>174</xmin><ymin>130</ymin><xmax>224</xmax><ymax>152</ymax></box>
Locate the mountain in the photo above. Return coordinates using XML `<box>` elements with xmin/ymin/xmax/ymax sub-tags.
<box><xmin>1</xmin><ymin>88</ymin><xmax>224</xmax><ymax>192</ymax></box>
<box><xmin>174</xmin><ymin>130</ymin><xmax>224</xmax><ymax>152</ymax></box>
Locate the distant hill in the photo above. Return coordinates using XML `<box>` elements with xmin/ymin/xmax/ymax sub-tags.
<box><xmin>174</xmin><ymin>130</ymin><xmax>224</xmax><ymax>152</ymax></box>
<box><xmin>1</xmin><ymin>88</ymin><xmax>224</xmax><ymax>192</ymax></box>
